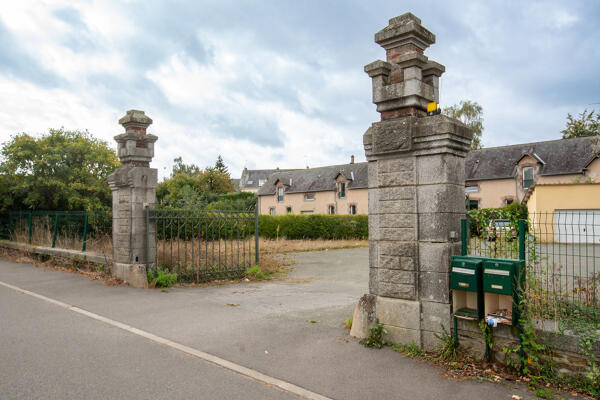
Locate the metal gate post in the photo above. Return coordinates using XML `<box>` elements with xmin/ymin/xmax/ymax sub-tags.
<box><xmin>8</xmin><ymin>212</ymin><xmax>13</xmax><ymax>240</ymax></box>
<box><xmin>27</xmin><ymin>212</ymin><xmax>32</xmax><ymax>244</ymax></box>
<box><xmin>51</xmin><ymin>214</ymin><xmax>59</xmax><ymax>248</ymax></box>
<box><xmin>518</xmin><ymin>218</ymin><xmax>527</xmax><ymax>372</ymax></box>
<box><xmin>81</xmin><ymin>213</ymin><xmax>88</xmax><ymax>252</ymax></box>
<box><xmin>254</xmin><ymin>200</ymin><xmax>259</xmax><ymax>265</ymax></box>
<box><xmin>146</xmin><ymin>206</ymin><xmax>150</xmax><ymax>272</ymax></box>
<box><xmin>461</xmin><ymin>218</ymin><xmax>468</xmax><ymax>256</ymax></box>
<box><xmin>518</xmin><ymin>219</ymin><xmax>526</xmax><ymax>262</ymax></box>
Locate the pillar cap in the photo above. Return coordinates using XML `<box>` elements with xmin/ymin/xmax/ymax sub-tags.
<box><xmin>375</xmin><ymin>12</ymin><xmax>436</xmax><ymax>52</ymax></box>
<box><xmin>119</xmin><ymin>110</ymin><xmax>153</xmax><ymax>130</ymax></box>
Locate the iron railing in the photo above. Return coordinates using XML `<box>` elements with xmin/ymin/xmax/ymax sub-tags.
<box><xmin>2</xmin><ymin>210</ymin><xmax>112</xmax><ymax>253</ymax></box>
<box><xmin>464</xmin><ymin>211</ymin><xmax>600</xmax><ymax>322</ymax></box>
<box><xmin>147</xmin><ymin>200</ymin><xmax>259</xmax><ymax>283</ymax></box>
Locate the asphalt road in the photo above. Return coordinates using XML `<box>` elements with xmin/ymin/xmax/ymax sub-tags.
<box><xmin>0</xmin><ymin>248</ymin><xmax>543</xmax><ymax>399</ymax></box>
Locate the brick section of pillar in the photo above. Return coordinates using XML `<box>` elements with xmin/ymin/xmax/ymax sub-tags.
<box><xmin>108</xmin><ymin>110</ymin><xmax>158</xmax><ymax>288</ymax></box>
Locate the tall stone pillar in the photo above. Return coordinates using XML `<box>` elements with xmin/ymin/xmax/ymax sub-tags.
<box><xmin>351</xmin><ymin>13</ymin><xmax>473</xmax><ymax>350</ymax></box>
<box><xmin>108</xmin><ymin>110</ymin><xmax>158</xmax><ymax>288</ymax></box>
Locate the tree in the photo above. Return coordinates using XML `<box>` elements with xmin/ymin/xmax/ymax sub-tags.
<box><xmin>443</xmin><ymin>100</ymin><xmax>484</xmax><ymax>150</ymax></box>
<box><xmin>172</xmin><ymin>156</ymin><xmax>200</xmax><ymax>176</ymax></box>
<box><xmin>157</xmin><ymin>157</ymin><xmax>233</xmax><ymax>205</ymax></box>
<box><xmin>0</xmin><ymin>129</ymin><xmax>120</xmax><ymax>212</ymax></box>
<box><xmin>198</xmin><ymin>167</ymin><xmax>232</xmax><ymax>194</ymax></box>
<box><xmin>214</xmin><ymin>155</ymin><xmax>228</xmax><ymax>174</ymax></box>
<box><xmin>561</xmin><ymin>109</ymin><xmax>600</xmax><ymax>139</ymax></box>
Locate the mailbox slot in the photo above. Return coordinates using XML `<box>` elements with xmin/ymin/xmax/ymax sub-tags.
<box><xmin>451</xmin><ymin>257</ymin><xmax>484</xmax><ymax>320</ymax></box>
<box><xmin>482</xmin><ymin>259</ymin><xmax>519</xmax><ymax>326</ymax></box>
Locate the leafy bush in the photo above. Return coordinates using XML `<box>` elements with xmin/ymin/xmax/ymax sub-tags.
<box><xmin>147</xmin><ymin>269</ymin><xmax>178</xmax><ymax>287</ymax></box>
<box><xmin>258</xmin><ymin>214</ymin><xmax>368</xmax><ymax>240</ymax></box>
<box><xmin>467</xmin><ymin>202</ymin><xmax>528</xmax><ymax>237</ymax></box>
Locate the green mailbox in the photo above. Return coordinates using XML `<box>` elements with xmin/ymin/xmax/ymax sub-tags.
<box><xmin>482</xmin><ymin>259</ymin><xmax>523</xmax><ymax>326</ymax></box>
<box><xmin>450</xmin><ymin>256</ymin><xmax>484</xmax><ymax>321</ymax></box>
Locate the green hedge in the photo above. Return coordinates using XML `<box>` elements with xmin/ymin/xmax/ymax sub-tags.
<box><xmin>258</xmin><ymin>214</ymin><xmax>368</xmax><ymax>240</ymax></box>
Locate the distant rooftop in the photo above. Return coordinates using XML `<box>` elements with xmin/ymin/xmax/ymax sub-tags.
<box><xmin>257</xmin><ymin>162</ymin><xmax>367</xmax><ymax>196</ymax></box>
<box><xmin>466</xmin><ymin>136</ymin><xmax>599</xmax><ymax>181</ymax></box>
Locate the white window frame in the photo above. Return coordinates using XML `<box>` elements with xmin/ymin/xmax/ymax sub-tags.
<box><xmin>277</xmin><ymin>187</ymin><xmax>284</xmax><ymax>202</ymax></box>
<box><xmin>523</xmin><ymin>167</ymin><xmax>534</xmax><ymax>188</ymax></box>
<box><xmin>338</xmin><ymin>182</ymin><xmax>346</xmax><ymax>199</ymax></box>
<box><xmin>349</xmin><ymin>204</ymin><xmax>357</xmax><ymax>215</ymax></box>
<box><xmin>269</xmin><ymin>207</ymin><xmax>275</xmax><ymax>215</ymax></box>
<box><xmin>328</xmin><ymin>205</ymin><xmax>335</xmax><ymax>215</ymax></box>
<box><xmin>465</xmin><ymin>185</ymin><xmax>479</xmax><ymax>193</ymax></box>
<box><xmin>304</xmin><ymin>193</ymin><xmax>315</xmax><ymax>201</ymax></box>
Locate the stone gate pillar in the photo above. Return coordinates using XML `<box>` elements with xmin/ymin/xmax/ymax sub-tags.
<box><xmin>108</xmin><ymin>110</ymin><xmax>158</xmax><ymax>288</ymax></box>
<box><xmin>351</xmin><ymin>13</ymin><xmax>473</xmax><ymax>350</ymax></box>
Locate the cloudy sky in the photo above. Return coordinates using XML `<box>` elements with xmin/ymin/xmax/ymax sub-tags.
<box><xmin>1</xmin><ymin>1</ymin><xmax>599</xmax><ymax>180</ymax></box>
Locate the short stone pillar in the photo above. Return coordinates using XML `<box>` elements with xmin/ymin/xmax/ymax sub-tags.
<box><xmin>108</xmin><ymin>110</ymin><xmax>158</xmax><ymax>288</ymax></box>
<box><xmin>351</xmin><ymin>13</ymin><xmax>473</xmax><ymax>350</ymax></box>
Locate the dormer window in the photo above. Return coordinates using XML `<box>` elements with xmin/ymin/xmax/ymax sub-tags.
<box><xmin>277</xmin><ymin>187</ymin><xmax>284</xmax><ymax>202</ymax></box>
<box><xmin>258</xmin><ymin>179</ymin><xmax>266</xmax><ymax>187</ymax></box>
<box><xmin>338</xmin><ymin>182</ymin><xmax>346</xmax><ymax>199</ymax></box>
<box><xmin>523</xmin><ymin>167</ymin><xmax>534</xmax><ymax>189</ymax></box>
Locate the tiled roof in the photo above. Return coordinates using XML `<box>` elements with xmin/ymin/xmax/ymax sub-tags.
<box><xmin>239</xmin><ymin>168</ymin><xmax>296</xmax><ymax>190</ymax></box>
<box><xmin>465</xmin><ymin>136</ymin><xmax>599</xmax><ymax>181</ymax></box>
<box><xmin>257</xmin><ymin>162</ymin><xmax>368</xmax><ymax>195</ymax></box>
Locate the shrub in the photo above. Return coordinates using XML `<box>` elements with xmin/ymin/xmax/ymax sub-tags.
<box><xmin>467</xmin><ymin>202</ymin><xmax>528</xmax><ymax>237</ymax></box>
<box><xmin>147</xmin><ymin>269</ymin><xmax>178</xmax><ymax>287</ymax></box>
<box><xmin>258</xmin><ymin>214</ymin><xmax>368</xmax><ymax>240</ymax></box>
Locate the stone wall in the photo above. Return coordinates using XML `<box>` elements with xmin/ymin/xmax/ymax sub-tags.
<box><xmin>457</xmin><ymin>318</ymin><xmax>599</xmax><ymax>376</ymax></box>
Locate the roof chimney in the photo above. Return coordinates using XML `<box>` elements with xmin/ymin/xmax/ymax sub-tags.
<box><xmin>350</xmin><ymin>155</ymin><xmax>355</xmax><ymax>164</ymax></box>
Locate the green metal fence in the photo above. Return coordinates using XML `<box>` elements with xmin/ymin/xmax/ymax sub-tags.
<box><xmin>2</xmin><ymin>210</ymin><xmax>112</xmax><ymax>253</ymax></box>
<box><xmin>464</xmin><ymin>211</ymin><xmax>600</xmax><ymax>321</ymax></box>
<box><xmin>147</xmin><ymin>199</ymin><xmax>259</xmax><ymax>283</ymax></box>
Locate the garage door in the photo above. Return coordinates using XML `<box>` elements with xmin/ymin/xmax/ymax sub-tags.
<box><xmin>554</xmin><ymin>210</ymin><xmax>600</xmax><ymax>244</ymax></box>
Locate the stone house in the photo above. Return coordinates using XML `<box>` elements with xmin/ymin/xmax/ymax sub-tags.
<box><xmin>257</xmin><ymin>161</ymin><xmax>368</xmax><ymax>215</ymax></box>
<box><xmin>465</xmin><ymin>136</ymin><xmax>600</xmax><ymax>209</ymax></box>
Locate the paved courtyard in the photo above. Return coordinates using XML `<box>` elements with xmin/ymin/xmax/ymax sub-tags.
<box><xmin>0</xmin><ymin>248</ymin><xmax>542</xmax><ymax>399</ymax></box>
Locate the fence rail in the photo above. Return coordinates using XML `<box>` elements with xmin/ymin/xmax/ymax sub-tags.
<box><xmin>465</xmin><ymin>211</ymin><xmax>600</xmax><ymax>322</ymax></box>
<box><xmin>147</xmin><ymin>200</ymin><xmax>259</xmax><ymax>283</ymax></box>
<box><xmin>1</xmin><ymin>210</ymin><xmax>112</xmax><ymax>253</ymax></box>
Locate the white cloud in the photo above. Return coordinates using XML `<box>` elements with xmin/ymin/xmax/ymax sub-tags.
<box><xmin>0</xmin><ymin>0</ymin><xmax>598</xmax><ymax>182</ymax></box>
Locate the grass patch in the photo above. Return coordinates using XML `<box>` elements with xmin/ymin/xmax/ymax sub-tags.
<box><xmin>245</xmin><ymin>265</ymin><xmax>271</xmax><ymax>281</ymax></box>
<box><xmin>392</xmin><ymin>341</ymin><xmax>425</xmax><ymax>358</ymax></box>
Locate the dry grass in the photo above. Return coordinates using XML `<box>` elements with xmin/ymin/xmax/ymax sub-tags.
<box><xmin>155</xmin><ymin>237</ymin><xmax>367</xmax><ymax>275</ymax></box>
<box><xmin>11</xmin><ymin>218</ymin><xmax>112</xmax><ymax>256</ymax></box>
<box><xmin>258</xmin><ymin>238</ymin><xmax>368</xmax><ymax>276</ymax></box>
<box><xmin>0</xmin><ymin>247</ymin><xmax>123</xmax><ymax>286</ymax></box>
<box><xmin>259</xmin><ymin>238</ymin><xmax>368</xmax><ymax>254</ymax></box>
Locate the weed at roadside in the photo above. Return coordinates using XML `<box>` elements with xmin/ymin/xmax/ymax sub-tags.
<box><xmin>392</xmin><ymin>341</ymin><xmax>425</xmax><ymax>358</ymax></box>
<box><xmin>344</xmin><ymin>317</ymin><xmax>353</xmax><ymax>330</ymax></box>
<box><xmin>434</xmin><ymin>324</ymin><xmax>458</xmax><ymax>362</ymax></box>
<box><xmin>360</xmin><ymin>319</ymin><xmax>386</xmax><ymax>349</ymax></box>
<box><xmin>245</xmin><ymin>265</ymin><xmax>271</xmax><ymax>281</ymax></box>
<box><xmin>147</xmin><ymin>269</ymin><xmax>178</xmax><ymax>287</ymax></box>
